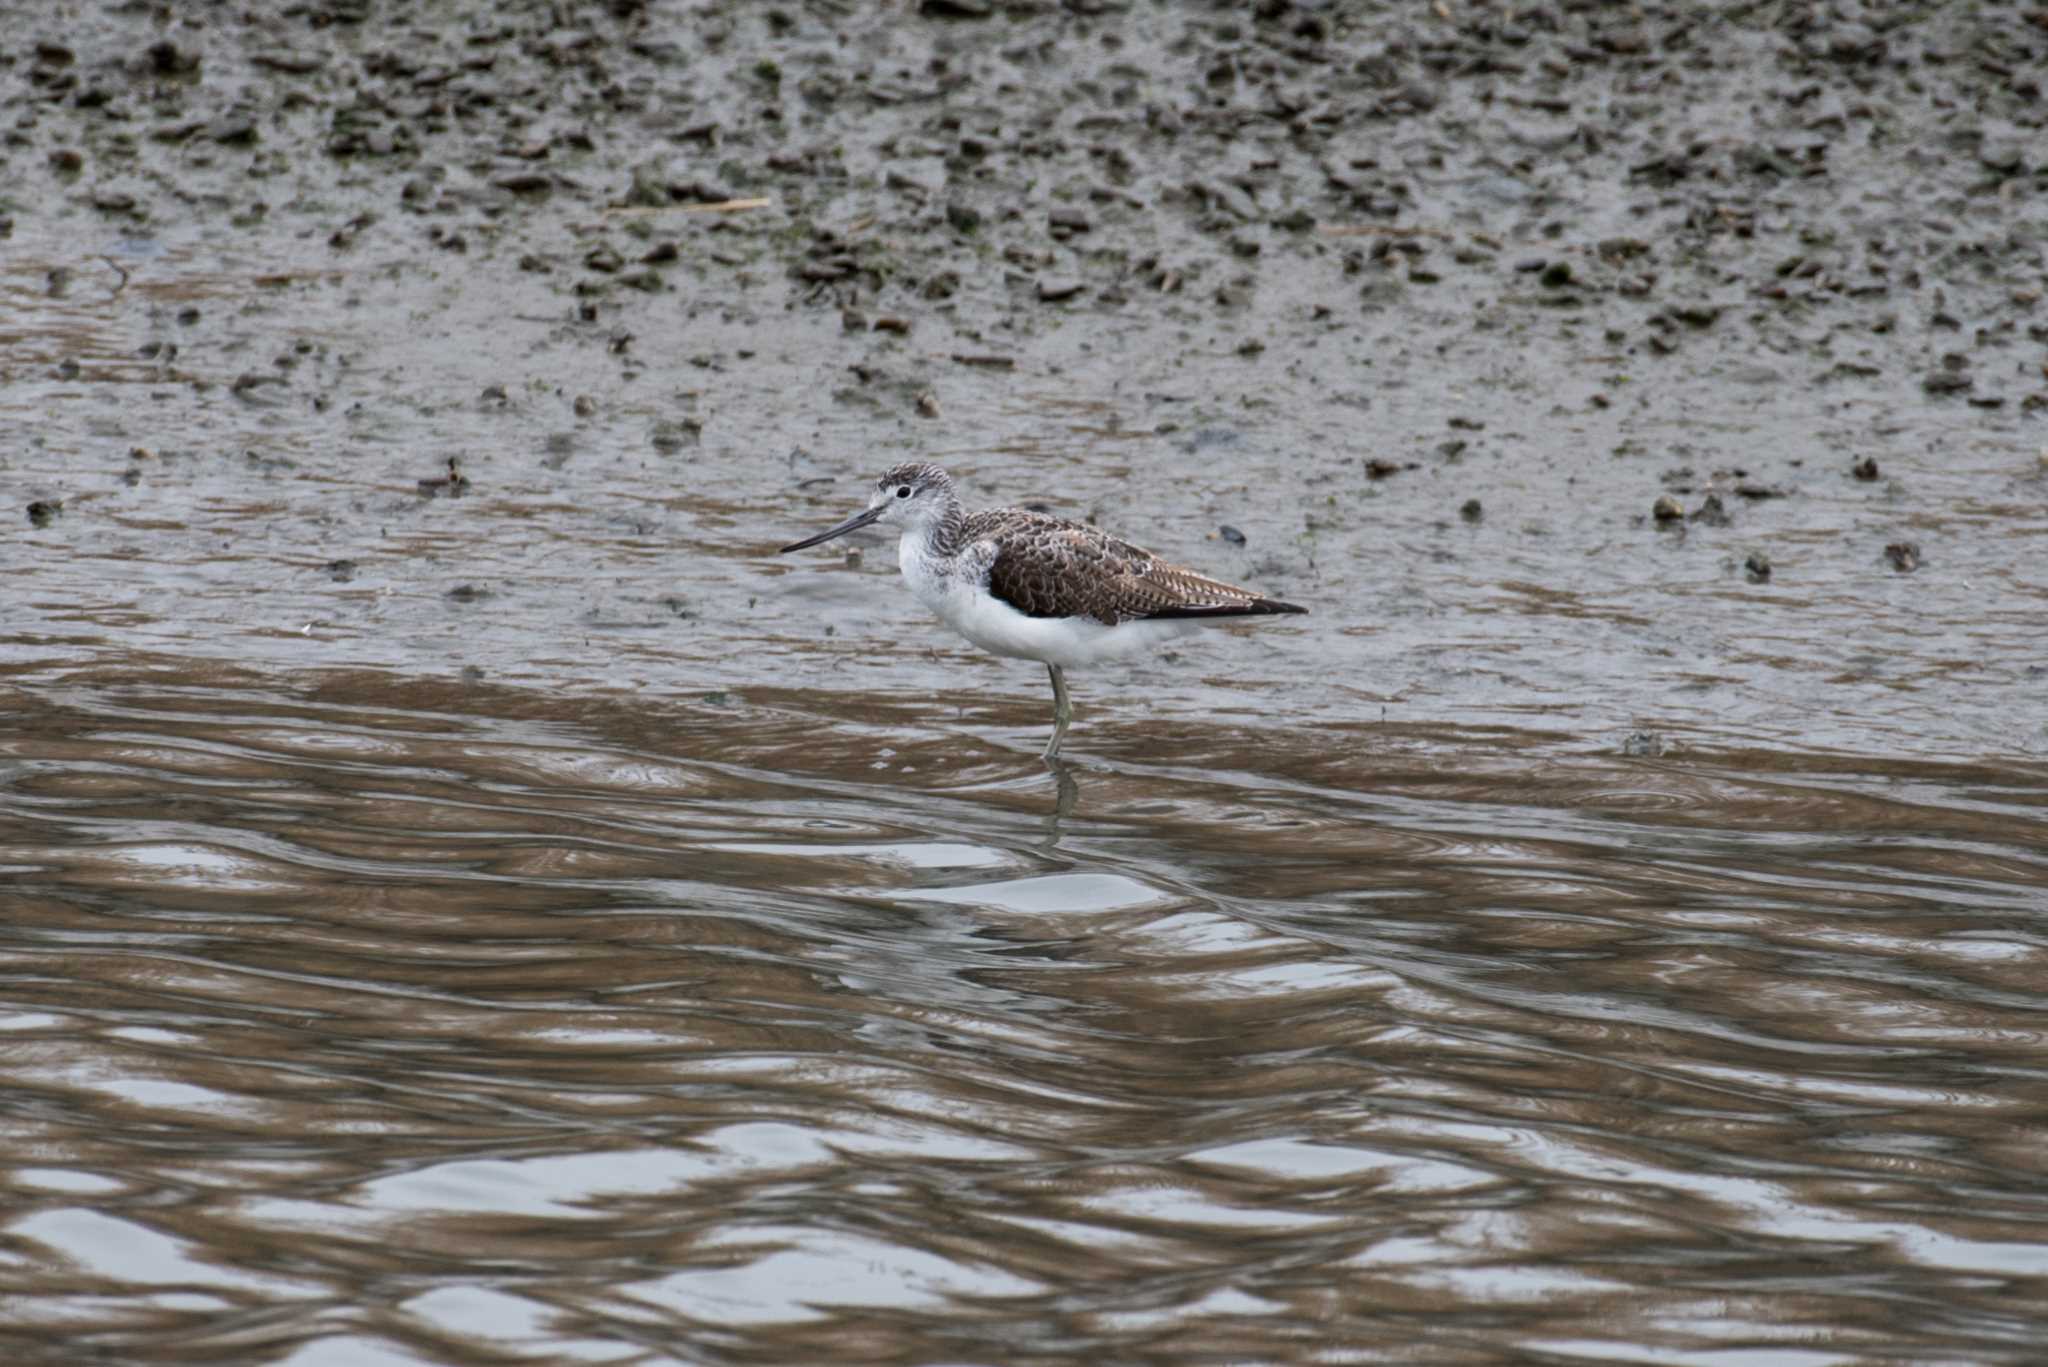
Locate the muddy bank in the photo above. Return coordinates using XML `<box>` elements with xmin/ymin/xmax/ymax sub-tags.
<box><xmin>3</xmin><ymin>1</ymin><xmax>2044</xmax><ymax>760</ymax></box>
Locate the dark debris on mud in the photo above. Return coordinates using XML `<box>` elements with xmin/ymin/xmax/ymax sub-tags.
<box><xmin>1</xmin><ymin>0</ymin><xmax>2043</xmax><ymax>754</ymax></box>
<box><xmin>6</xmin><ymin>1</ymin><xmax>2041</xmax><ymax>402</ymax></box>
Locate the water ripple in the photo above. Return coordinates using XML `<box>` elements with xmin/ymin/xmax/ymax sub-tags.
<box><xmin>0</xmin><ymin>669</ymin><xmax>2044</xmax><ymax>1362</ymax></box>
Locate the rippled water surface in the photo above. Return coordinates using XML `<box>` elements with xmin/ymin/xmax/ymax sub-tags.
<box><xmin>4</xmin><ymin>667</ymin><xmax>2045</xmax><ymax>1364</ymax></box>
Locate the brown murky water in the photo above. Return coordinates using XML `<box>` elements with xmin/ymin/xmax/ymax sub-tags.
<box><xmin>3</xmin><ymin>667</ymin><xmax>2046</xmax><ymax>1364</ymax></box>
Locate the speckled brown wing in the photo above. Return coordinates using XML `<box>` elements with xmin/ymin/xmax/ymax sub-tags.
<box><xmin>971</xmin><ymin>510</ymin><xmax>1305</xmax><ymax>625</ymax></box>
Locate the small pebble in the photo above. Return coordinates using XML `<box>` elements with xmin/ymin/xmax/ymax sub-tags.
<box><xmin>1884</xmin><ymin>541</ymin><xmax>1921</xmax><ymax>573</ymax></box>
<box><xmin>1851</xmin><ymin>456</ymin><xmax>1879</xmax><ymax>481</ymax></box>
<box><xmin>418</xmin><ymin>456</ymin><xmax>470</xmax><ymax>497</ymax></box>
<box><xmin>1652</xmin><ymin>495</ymin><xmax>1684</xmax><ymax>522</ymax></box>
<box><xmin>1218</xmin><ymin>524</ymin><xmax>1246</xmax><ymax>545</ymax></box>
<box><xmin>1744</xmin><ymin>551</ymin><xmax>1772</xmax><ymax>583</ymax></box>
<box><xmin>1460</xmin><ymin>498</ymin><xmax>1483</xmax><ymax>523</ymax></box>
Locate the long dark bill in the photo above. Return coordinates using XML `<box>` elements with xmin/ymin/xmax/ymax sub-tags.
<box><xmin>779</xmin><ymin>504</ymin><xmax>885</xmax><ymax>553</ymax></box>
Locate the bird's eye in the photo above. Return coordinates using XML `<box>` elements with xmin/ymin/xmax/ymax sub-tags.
<box><xmin>896</xmin><ymin>485</ymin><xmax>912</xmax><ymax>499</ymax></box>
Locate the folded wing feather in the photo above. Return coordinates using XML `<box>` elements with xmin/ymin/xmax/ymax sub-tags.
<box><xmin>972</xmin><ymin>511</ymin><xmax>1301</xmax><ymax>624</ymax></box>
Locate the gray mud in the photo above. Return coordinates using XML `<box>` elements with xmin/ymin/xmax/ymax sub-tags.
<box><xmin>4</xmin><ymin>0</ymin><xmax>2044</xmax><ymax>755</ymax></box>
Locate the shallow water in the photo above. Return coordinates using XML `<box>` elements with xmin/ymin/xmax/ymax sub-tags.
<box><xmin>4</xmin><ymin>667</ymin><xmax>2045</xmax><ymax>1364</ymax></box>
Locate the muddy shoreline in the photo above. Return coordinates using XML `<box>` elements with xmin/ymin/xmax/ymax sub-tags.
<box><xmin>4</xmin><ymin>1</ymin><xmax>2044</xmax><ymax>759</ymax></box>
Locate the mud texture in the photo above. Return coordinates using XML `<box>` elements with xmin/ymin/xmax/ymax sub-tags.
<box><xmin>4</xmin><ymin>2</ymin><xmax>2045</xmax><ymax>756</ymax></box>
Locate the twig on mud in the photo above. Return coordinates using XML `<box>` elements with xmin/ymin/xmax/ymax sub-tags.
<box><xmin>1315</xmin><ymin>224</ymin><xmax>1455</xmax><ymax>240</ymax></box>
<box><xmin>605</xmin><ymin>197</ymin><xmax>774</xmax><ymax>217</ymax></box>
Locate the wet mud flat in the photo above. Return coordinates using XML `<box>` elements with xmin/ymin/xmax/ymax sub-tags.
<box><xmin>3</xmin><ymin>2</ymin><xmax>2048</xmax><ymax>1363</ymax></box>
<box><xmin>3</xmin><ymin>0</ymin><xmax>2043</xmax><ymax>755</ymax></box>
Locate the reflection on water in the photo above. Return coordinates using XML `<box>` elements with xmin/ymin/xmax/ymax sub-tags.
<box><xmin>2</xmin><ymin>666</ymin><xmax>2046</xmax><ymax>1363</ymax></box>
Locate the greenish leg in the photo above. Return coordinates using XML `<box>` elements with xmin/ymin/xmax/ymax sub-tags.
<box><xmin>1044</xmin><ymin>664</ymin><xmax>1072</xmax><ymax>759</ymax></box>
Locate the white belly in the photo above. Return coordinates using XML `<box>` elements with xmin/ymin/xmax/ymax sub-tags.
<box><xmin>938</xmin><ymin>585</ymin><xmax>1197</xmax><ymax>667</ymax></box>
<box><xmin>900</xmin><ymin>539</ymin><xmax>1197</xmax><ymax>669</ymax></box>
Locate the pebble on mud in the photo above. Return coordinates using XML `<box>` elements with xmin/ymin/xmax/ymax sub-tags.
<box><xmin>1037</xmin><ymin>277</ymin><xmax>1084</xmax><ymax>303</ymax></box>
<box><xmin>1047</xmin><ymin>207</ymin><xmax>1091</xmax><ymax>238</ymax></box>
<box><xmin>1851</xmin><ymin>456</ymin><xmax>1880</xmax><ymax>481</ymax></box>
<box><xmin>1652</xmin><ymin>495</ymin><xmax>1685</xmax><ymax>523</ymax></box>
<box><xmin>26</xmin><ymin>501</ymin><xmax>62</xmax><ymax>528</ymax></box>
<box><xmin>1218</xmin><ymin>525</ymin><xmax>1246</xmax><ymax>545</ymax></box>
<box><xmin>1691</xmin><ymin>493</ymin><xmax>1731</xmax><ymax>527</ymax></box>
<box><xmin>418</xmin><ymin>457</ymin><xmax>470</xmax><ymax>498</ymax></box>
<box><xmin>1460</xmin><ymin>498</ymin><xmax>1483</xmax><ymax>523</ymax></box>
<box><xmin>1744</xmin><ymin>551</ymin><xmax>1772</xmax><ymax>583</ymax></box>
<box><xmin>1923</xmin><ymin>365</ymin><xmax>1972</xmax><ymax>396</ymax></box>
<box><xmin>651</xmin><ymin>417</ymin><xmax>702</xmax><ymax>452</ymax></box>
<box><xmin>323</xmin><ymin>559</ymin><xmax>358</xmax><ymax>583</ymax></box>
<box><xmin>1884</xmin><ymin>541</ymin><xmax>1922</xmax><ymax>573</ymax></box>
<box><xmin>208</xmin><ymin>116</ymin><xmax>257</xmax><ymax>145</ymax></box>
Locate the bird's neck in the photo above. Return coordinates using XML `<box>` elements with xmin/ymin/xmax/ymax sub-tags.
<box><xmin>912</xmin><ymin>492</ymin><xmax>969</xmax><ymax>561</ymax></box>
